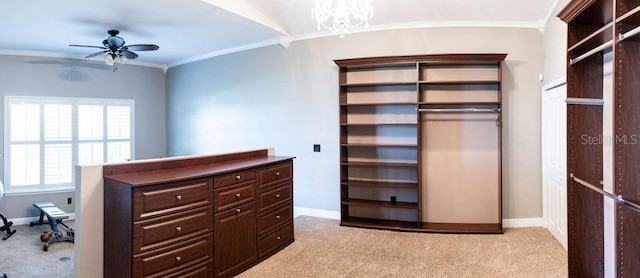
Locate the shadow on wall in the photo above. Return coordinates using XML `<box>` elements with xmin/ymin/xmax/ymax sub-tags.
<box><xmin>26</xmin><ymin>58</ymin><xmax>112</xmax><ymax>82</ymax></box>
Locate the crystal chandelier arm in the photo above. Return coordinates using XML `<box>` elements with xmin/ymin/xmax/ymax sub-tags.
<box><xmin>312</xmin><ymin>0</ymin><xmax>373</xmax><ymax>36</ymax></box>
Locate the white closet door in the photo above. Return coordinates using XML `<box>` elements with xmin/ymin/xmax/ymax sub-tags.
<box><xmin>421</xmin><ymin>113</ymin><xmax>500</xmax><ymax>223</ymax></box>
<box><xmin>542</xmin><ymin>81</ymin><xmax>567</xmax><ymax>249</ymax></box>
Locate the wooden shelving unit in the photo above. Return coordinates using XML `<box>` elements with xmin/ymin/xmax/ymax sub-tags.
<box><xmin>560</xmin><ymin>0</ymin><xmax>640</xmax><ymax>275</ymax></box>
<box><xmin>335</xmin><ymin>54</ymin><xmax>505</xmax><ymax>233</ymax></box>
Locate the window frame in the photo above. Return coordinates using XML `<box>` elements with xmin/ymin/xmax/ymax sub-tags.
<box><xmin>3</xmin><ymin>96</ymin><xmax>135</xmax><ymax>194</ymax></box>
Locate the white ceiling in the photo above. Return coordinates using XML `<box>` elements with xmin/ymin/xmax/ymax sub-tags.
<box><xmin>0</xmin><ymin>0</ymin><xmax>558</xmax><ymax>69</ymax></box>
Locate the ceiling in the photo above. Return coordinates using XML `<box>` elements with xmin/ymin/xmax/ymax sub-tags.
<box><xmin>0</xmin><ymin>0</ymin><xmax>559</xmax><ymax>69</ymax></box>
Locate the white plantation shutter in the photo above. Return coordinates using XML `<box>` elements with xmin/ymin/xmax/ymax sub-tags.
<box><xmin>4</xmin><ymin>97</ymin><xmax>134</xmax><ymax>193</ymax></box>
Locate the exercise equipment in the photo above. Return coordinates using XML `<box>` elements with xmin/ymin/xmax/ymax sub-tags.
<box><xmin>30</xmin><ymin>202</ymin><xmax>74</xmax><ymax>251</ymax></box>
<box><xmin>0</xmin><ymin>180</ymin><xmax>16</xmax><ymax>240</ymax></box>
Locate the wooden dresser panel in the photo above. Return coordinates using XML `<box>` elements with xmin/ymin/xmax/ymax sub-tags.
<box><xmin>214</xmin><ymin>169</ymin><xmax>256</xmax><ymax>189</ymax></box>
<box><xmin>133</xmin><ymin>206</ymin><xmax>213</xmax><ymax>254</ymax></box>
<box><xmin>257</xmin><ymin>181</ymin><xmax>293</xmax><ymax>213</ymax></box>
<box><xmin>258</xmin><ymin>161</ymin><xmax>293</xmax><ymax>189</ymax></box>
<box><xmin>213</xmin><ymin>180</ymin><xmax>256</xmax><ymax>212</ymax></box>
<box><xmin>214</xmin><ymin>202</ymin><xmax>257</xmax><ymax>278</ymax></box>
<box><xmin>257</xmin><ymin>201</ymin><xmax>293</xmax><ymax>236</ymax></box>
<box><xmin>132</xmin><ymin>234</ymin><xmax>213</xmax><ymax>278</ymax></box>
<box><xmin>133</xmin><ymin>178</ymin><xmax>213</xmax><ymax>221</ymax></box>
<box><xmin>257</xmin><ymin>220</ymin><xmax>294</xmax><ymax>259</ymax></box>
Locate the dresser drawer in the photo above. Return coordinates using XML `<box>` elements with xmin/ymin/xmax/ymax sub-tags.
<box><xmin>257</xmin><ymin>201</ymin><xmax>293</xmax><ymax>236</ymax></box>
<box><xmin>133</xmin><ymin>178</ymin><xmax>213</xmax><ymax>221</ymax></box>
<box><xmin>164</xmin><ymin>259</ymin><xmax>213</xmax><ymax>278</ymax></box>
<box><xmin>257</xmin><ymin>181</ymin><xmax>292</xmax><ymax>213</ymax></box>
<box><xmin>132</xmin><ymin>234</ymin><xmax>213</xmax><ymax>278</ymax></box>
<box><xmin>214</xmin><ymin>180</ymin><xmax>256</xmax><ymax>212</ymax></box>
<box><xmin>257</xmin><ymin>220</ymin><xmax>294</xmax><ymax>259</ymax></box>
<box><xmin>133</xmin><ymin>206</ymin><xmax>213</xmax><ymax>254</ymax></box>
<box><xmin>257</xmin><ymin>162</ymin><xmax>292</xmax><ymax>190</ymax></box>
<box><xmin>214</xmin><ymin>169</ymin><xmax>256</xmax><ymax>188</ymax></box>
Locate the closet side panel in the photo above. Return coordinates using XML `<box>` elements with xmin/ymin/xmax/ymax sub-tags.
<box><xmin>615</xmin><ymin>30</ymin><xmax>640</xmax><ymax>277</ymax></box>
<box><xmin>421</xmin><ymin>113</ymin><xmax>500</xmax><ymax>224</ymax></box>
<box><xmin>567</xmin><ymin>104</ymin><xmax>604</xmax><ymax>277</ymax></box>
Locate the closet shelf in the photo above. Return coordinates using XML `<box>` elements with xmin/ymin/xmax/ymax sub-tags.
<box><xmin>341</xmin><ymin>198</ymin><xmax>418</xmax><ymax>209</ymax></box>
<box><xmin>340</xmin><ymin>143</ymin><xmax>418</xmax><ymax>148</ymax></box>
<box><xmin>340</xmin><ymin>161</ymin><xmax>418</xmax><ymax>167</ymax></box>
<box><xmin>418</xmin><ymin>80</ymin><xmax>500</xmax><ymax>85</ymax></box>
<box><xmin>340</xmin><ymin>82</ymin><xmax>416</xmax><ymax>87</ymax></box>
<box><xmin>568</xmin><ymin>22</ymin><xmax>613</xmax><ymax>56</ymax></box>
<box><xmin>340</xmin><ymin>102</ymin><xmax>417</xmax><ymax>106</ymax></box>
<box><xmin>616</xmin><ymin>5</ymin><xmax>640</xmax><ymax>26</ymax></box>
<box><xmin>340</xmin><ymin>123</ymin><xmax>417</xmax><ymax>126</ymax></box>
<box><xmin>341</xmin><ymin>179</ymin><xmax>418</xmax><ymax>188</ymax></box>
<box><xmin>418</xmin><ymin>102</ymin><xmax>500</xmax><ymax>106</ymax></box>
<box><xmin>340</xmin><ymin>217</ymin><xmax>419</xmax><ymax>230</ymax></box>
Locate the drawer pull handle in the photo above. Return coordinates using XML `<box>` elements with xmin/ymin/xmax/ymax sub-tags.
<box><xmin>236</xmin><ymin>208</ymin><xmax>241</xmax><ymax>213</ymax></box>
<box><xmin>275</xmin><ymin>194</ymin><xmax>280</xmax><ymax>198</ymax></box>
<box><xmin>275</xmin><ymin>215</ymin><xmax>281</xmax><ymax>220</ymax></box>
<box><xmin>176</xmin><ymin>256</ymin><xmax>181</xmax><ymax>262</ymax></box>
<box><xmin>276</xmin><ymin>236</ymin><xmax>281</xmax><ymax>240</ymax></box>
<box><xmin>176</xmin><ymin>195</ymin><xmax>182</xmax><ymax>201</ymax></box>
<box><xmin>176</xmin><ymin>226</ymin><xmax>182</xmax><ymax>232</ymax></box>
<box><xmin>235</xmin><ymin>175</ymin><xmax>241</xmax><ymax>180</ymax></box>
<box><xmin>235</xmin><ymin>193</ymin><xmax>241</xmax><ymax>198</ymax></box>
<box><xmin>275</xmin><ymin>172</ymin><xmax>280</xmax><ymax>177</ymax></box>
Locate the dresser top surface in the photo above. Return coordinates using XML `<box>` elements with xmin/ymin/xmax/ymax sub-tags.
<box><xmin>104</xmin><ymin>155</ymin><xmax>294</xmax><ymax>187</ymax></box>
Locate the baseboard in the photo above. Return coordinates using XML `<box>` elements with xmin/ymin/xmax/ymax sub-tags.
<box><xmin>9</xmin><ymin>213</ymin><xmax>76</xmax><ymax>226</ymax></box>
<box><xmin>502</xmin><ymin>217</ymin><xmax>544</xmax><ymax>228</ymax></box>
<box><xmin>294</xmin><ymin>207</ymin><xmax>543</xmax><ymax>228</ymax></box>
<box><xmin>294</xmin><ymin>206</ymin><xmax>340</xmax><ymax>220</ymax></box>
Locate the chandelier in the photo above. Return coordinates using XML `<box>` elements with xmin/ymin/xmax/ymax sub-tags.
<box><xmin>312</xmin><ymin>0</ymin><xmax>374</xmax><ymax>37</ymax></box>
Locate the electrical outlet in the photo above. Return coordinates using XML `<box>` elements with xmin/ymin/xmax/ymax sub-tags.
<box><xmin>313</xmin><ymin>144</ymin><xmax>321</xmax><ymax>152</ymax></box>
<box><xmin>67</xmin><ymin>198</ymin><xmax>72</xmax><ymax>205</ymax></box>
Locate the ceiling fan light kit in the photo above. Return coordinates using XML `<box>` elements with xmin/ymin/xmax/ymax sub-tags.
<box><xmin>70</xmin><ymin>29</ymin><xmax>159</xmax><ymax>67</ymax></box>
<box><xmin>312</xmin><ymin>0</ymin><xmax>374</xmax><ymax>37</ymax></box>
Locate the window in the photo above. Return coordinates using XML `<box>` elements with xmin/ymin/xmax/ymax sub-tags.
<box><xmin>4</xmin><ymin>97</ymin><xmax>135</xmax><ymax>193</ymax></box>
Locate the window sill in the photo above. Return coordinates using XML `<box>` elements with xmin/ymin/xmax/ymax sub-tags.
<box><xmin>4</xmin><ymin>187</ymin><xmax>75</xmax><ymax>196</ymax></box>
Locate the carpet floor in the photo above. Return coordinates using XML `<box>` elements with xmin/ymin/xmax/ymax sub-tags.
<box><xmin>0</xmin><ymin>221</ymin><xmax>74</xmax><ymax>278</ymax></box>
<box><xmin>0</xmin><ymin>216</ymin><xmax>567</xmax><ymax>277</ymax></box>
<box><xmin>240</xmin><ymin>216</ymin><xmax>568</xmax><ymax>278</ymax></box>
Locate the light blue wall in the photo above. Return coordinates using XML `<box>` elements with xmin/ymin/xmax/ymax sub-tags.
<box><xmin>0</xmin><ymin>55</ymin><xmax>167</xmax><ymax>218</ymax></box>
<box><xmin>166</xmin><ymin>27</ymin><xmax>545</xmax><ymax>218</ymax></box>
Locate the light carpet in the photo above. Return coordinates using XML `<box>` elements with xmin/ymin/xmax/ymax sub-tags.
<box><xmin>239</xmin><ymin>216</ymin><xmax>567</xmax><ymax>278</ymax></box>
<box><xmin>0</xmin><ymin>221</ymin><xmax>74</xmax><ymax>278</ymax></box>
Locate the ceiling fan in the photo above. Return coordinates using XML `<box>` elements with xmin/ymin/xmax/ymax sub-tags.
<box><xmin>70</xmin><ymin>30</ymin><xmax>159</xmax><ymax>66</ymax></box>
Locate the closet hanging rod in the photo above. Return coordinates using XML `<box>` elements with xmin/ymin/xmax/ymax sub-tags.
<box><xmin>618</xmin><ymin>25</ymin><xmax>640</xmax><ymax>42</ymax></box>
<box><xmin>570</xmin><ymin>173</ymin><xmax>640</xmax><ymax>214</ymax></box>
<box><xmin>569</xmin><ymin>40</ymin><xmax>613</xmax><ymax>65</ymax></box>
<box><xmin>417</xmin><ymin>108</ymin><xmax>501</xmax><ymax>113</ymax></box>
<box><xmin>565</xmin><ymin>97</ymin><xmax>605</xmax><ymax>105</ymax></box>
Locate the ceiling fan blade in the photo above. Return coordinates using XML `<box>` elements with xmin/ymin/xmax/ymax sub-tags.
<box><xmin>69</xmin><ymin>44</ymin><xmax>107</xmax><ymax>49</ymax></box>
<box><xmin>121</xmin><ymin>50</ymin><xmax>139</xmax><ymax>59</ymax></box>
<box><xmin>85</xmin><ymin>50</ymin><xmax>108</xmax><ymax>58</ymax></box>
<box><xmin>125</xmin><ymin>44</ymin><xmax>159</xmax><ymax>51</ymax></box>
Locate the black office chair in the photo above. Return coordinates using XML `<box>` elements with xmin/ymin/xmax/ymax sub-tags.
<box><xmin>0</xmin><ymin>180</ymin><xmax>16</xmax><ymax>240</ymax></box>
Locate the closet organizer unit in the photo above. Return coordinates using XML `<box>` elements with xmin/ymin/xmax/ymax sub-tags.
<box><xmin>560</xmin><ymin>0</ymin><xmax>640</xmax><ymax>276</ymax></box>
<box><xmin>336</xmin><ymin>54</ymin><xmax>506</xmax><ymax>233</ymax></box>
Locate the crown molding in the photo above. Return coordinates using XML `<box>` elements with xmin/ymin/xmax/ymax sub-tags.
<box><xmin>169</xmin><ymin>20</ymin><xmax>540</xmax><ymax>68</ymax></box>
<box><xmin>167</xmin><ymin>38</ymin><xmax>280</xmax><ymax>68</ymax></box>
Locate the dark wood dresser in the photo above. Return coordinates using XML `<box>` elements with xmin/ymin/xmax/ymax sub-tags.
<box><xmin>103</xmin><ymin>149</ymin><xmax>295</xmax><ymax>278</ymax></box>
